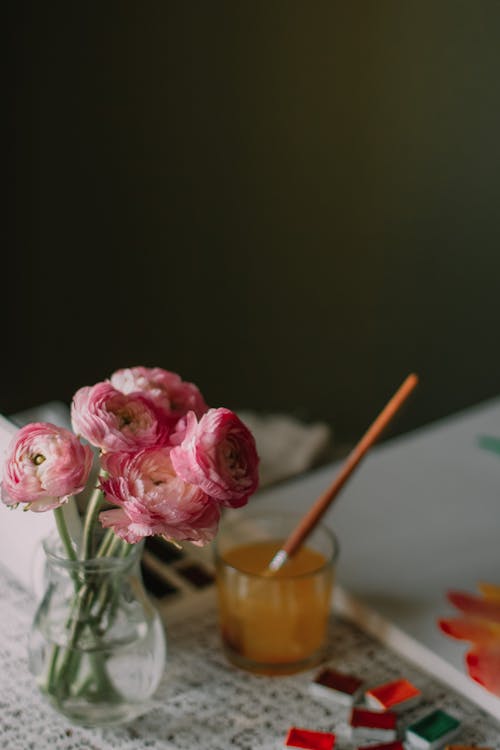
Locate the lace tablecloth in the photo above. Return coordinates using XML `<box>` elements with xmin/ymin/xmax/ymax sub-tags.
<box><xmin>1</xmin><ymin>563</ymin><xmax>499</xmax><ymax>750</ymax></box>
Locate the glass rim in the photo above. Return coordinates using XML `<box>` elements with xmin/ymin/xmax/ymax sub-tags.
<box><xmin>42</xmin><ymin>531</ymin><xmax>143</xmax><ymax>570</ymax></box>
<box><xmin>214</xmin><ymin>509</ymin><xmax>339</xmax><ymax>580</ymax></box>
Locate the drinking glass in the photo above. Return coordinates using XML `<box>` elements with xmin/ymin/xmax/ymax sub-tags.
<box><xmin>214</xmin><ymin>510</ymin><xmax>338</xmax><ymax>675</ymax></box>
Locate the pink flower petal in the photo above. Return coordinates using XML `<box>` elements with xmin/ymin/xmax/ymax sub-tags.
<box><xmin>110</xmin><ymin>366</ymin><xmax>208</xmax><ymax>420</ymax></box>
<box><xmin>170</xmin><ymin>408</ymin><xmax>259</xmax><ymax>506</ymax></box>
<box><xmin>1</xmin><ymin>422</ymin><xmax>93</xmax><ymax>510</ymax></box>
<box><xmin>99</xmin><ymin>446</ymin><xmax>221</xmax><ymax>545</ymax></box>
<box><xmin>71</xmin><ymin>382</ymin><xmax>169</xmax><ymax>452</ymax></box>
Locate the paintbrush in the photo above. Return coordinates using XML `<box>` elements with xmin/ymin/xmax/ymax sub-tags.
<box><xmin>267</xmin><ymin>373</ymin><xmax>419</xmax><ymax>573</ymax></box>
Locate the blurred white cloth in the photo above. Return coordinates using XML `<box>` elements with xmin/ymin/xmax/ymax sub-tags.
<box><xmin>237</xmin><ymin>411</ymin><xmax>332</xmax><ymax>488</ymax></box>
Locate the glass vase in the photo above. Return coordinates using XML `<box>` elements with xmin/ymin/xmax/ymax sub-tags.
<box><xmin>28</xmin><ymin>533</ymin><xmax>166</xmax><ymax>727</ymax></box>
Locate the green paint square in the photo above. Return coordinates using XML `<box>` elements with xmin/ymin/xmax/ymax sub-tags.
<box><xmin>408</xmin><ymin>709</ymin><xmax>460</xmax><ymax>741</ymax></box>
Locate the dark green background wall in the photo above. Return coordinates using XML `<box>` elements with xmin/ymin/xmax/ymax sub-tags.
<box><xmin>5</xmin><ymin>1</ymin><xmax>500</xmax><ymax>443</ymax></box>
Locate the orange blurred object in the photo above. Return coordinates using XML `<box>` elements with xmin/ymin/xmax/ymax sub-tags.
<box><xmin>438</xmin><ymin>583</ymin><xmax>500</xmax><ymax>697</ymax></box>
<box><xmin>216</xmin><ymin>539</ymin><xmax>335</xmax><ymax>674</ymax></box>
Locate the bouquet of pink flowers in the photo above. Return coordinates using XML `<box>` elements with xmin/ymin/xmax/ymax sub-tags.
<box><xmin>2</xmin><ymin>365</ymin><xmax>259</xmax><ymax>556</ymax></box>
<box><xmin>0</xmin><ymin>366</ymin><xmax>259</xmax><ymax>725</ymax></box>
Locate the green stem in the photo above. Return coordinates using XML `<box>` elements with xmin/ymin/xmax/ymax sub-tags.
<box><xmin>96</xmin><ymin>528</ymin><xmax>115</xmax><ymax>557</ymax></box>
<box><xmin>45</xmin><ymin>584</ymin><xmax>91</xmax><ymax>695</ymax></box>
<box><xmin>49</xmin><ymin>536</ymin><xmax>129</xmax><ymax>689</ymax></box>
<box><xmin>106</xmin><ymin>533</ymin><xmax>124</xmax><ymax>558</ymax></box>
<box><xmin>46</xmin><ymin>645</ymin><xmax>61</xmax><ymax>693</ymax></box>
<box><xmin>45</xmin><ymin>507</ymin><xmax>79</xmax><ymax>693</ymax></box>
<box><xmin>81</xmin><ymin>483</ymin><xmax>104</xmax><ymax>560</ymax></box>
<box><xmin>46</xmin><ymin>503</ymin><xmax>138</xmax><ymax>701</ymax></box>
<box><xmin>92</xmin><ymin>539</ymin><xmax>135</xmax><ymax>625</ymax></box>
<box><xmin>52</xmin><ymin>586</ymin><xmax>92</xmax><ymax>686</ymax></box>
<box><xmin>54</xmin><ymin>507</ymin><xmax>77</xmax><ymax>561</ymax></box>
<box><xmin>119</xmin><ymin>538</ymin><xmax>134</xmax><ymax>557</ymax></box>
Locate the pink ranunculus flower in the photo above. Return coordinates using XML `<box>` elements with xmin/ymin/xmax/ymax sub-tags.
<box><xmin>71</xmin><ymin>381</ymin><xmax>169</xmax><ymax>453</ymax></box>
<box><xmin>110</xmin><ymin>366</ymin><xmax>208</xmax><ymax>420</ymax></box>
<box><xmin>98</xmin><ymin>447</ymin><xmax>221</xmax><ymax>545</ymax></box>
<box><xmin>170</xmin><ymin>408</ymin><xmax>259</xmax><ymax>508</ymax></box>
<box><xmin>1</xmin><ymin>422</ymin><xmax>93</xmax><ymax>512</ymax></box>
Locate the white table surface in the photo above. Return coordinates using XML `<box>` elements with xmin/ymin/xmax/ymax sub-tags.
<box><xmin>252</xmin><ymin>396</ymin><xmax>500</xmax><ymax>721</ymax></box>
<box><xmin>1</xmin><ymin>399</ymin><xmax>500</xmax><ymax>747</ymax></box>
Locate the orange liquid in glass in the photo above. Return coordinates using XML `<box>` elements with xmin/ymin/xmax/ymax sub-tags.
<box><xmin>216</xmin><ymin>540</ymin><xmax>334</xmax><ymax>674</ymax></box>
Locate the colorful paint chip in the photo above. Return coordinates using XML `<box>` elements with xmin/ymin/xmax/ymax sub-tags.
<box><xmin>357</xmin><ymin>743</ymin><xmax>405</xmax><ymax>750</ymax></box>
<box><xmin>285</xmin><ymin>727</ymin><xmax>335</xmax><ymax>750</ymax></box>
<box><xmin>365</xmin><ymin>678</ymin><xmax>421</xmax><ymax>712</ymax></box>
<box><xmin>310</xmin><ymin>667</ymin><xmax>364</xmax><ymax>705</ymax></box>
<box><xmin>405</xmin><ymin>710</ymin><xmax>461</xmax><ymax>749</ymax></box>
<box><xmin>349</xmin><ymin>707</ymin><xmax>398</xmax><ymax>742</ymax></box>
<box><xmin>445</xmin><ymin>746</ymin><xmax>494</xmax><ymax>750</ymax></box>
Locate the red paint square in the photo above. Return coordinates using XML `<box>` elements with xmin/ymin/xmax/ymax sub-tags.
<box><xmin>350</xmin><ymin>708</ymin><xmax>398</xmax><ymax>730</ymax></box>
<box><xmin>285</xmin><ymin>727</ymin><xmax>336</xmax><ymax>750</ymax></box>
<box><xmin>314</xmin><ymin>668</ymin><xmax>363</xmax><ymax>695</ymax></box>
<box><xmin>366</xmin><ymin>678</ymin><xmax>421</xmax><ymax>711</ymax></box>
